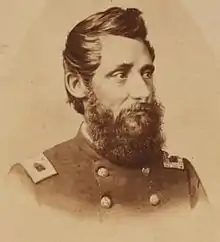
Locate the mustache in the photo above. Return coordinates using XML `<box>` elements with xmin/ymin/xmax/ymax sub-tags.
<box><xmin>117</xmin><ymin>99</ymin><xmax>164</xmax><ymax>117</ymax></box>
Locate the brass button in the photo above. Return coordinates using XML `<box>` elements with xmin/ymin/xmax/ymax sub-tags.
<box><xmin>97</xmin><ymin>167</ymin><xmax>109</xmax><ymax>177</ymax></box>
<box><xmin>149</xmin><ymin>194</ymin><xmax>160</xmax><ymax>206</ymax></box>
<box><xmin>142</xmin><ymin>167</ymin><xmax>150</xmax><ymax>176</ymax></box>
<box><xmin>100</xmin><ymin>196</ymin><xmax>112</xmax><ymax>209</ymax></box>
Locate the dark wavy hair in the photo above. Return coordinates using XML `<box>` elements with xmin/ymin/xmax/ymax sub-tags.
<box><xmin>63</xmin><ymin>7</ymin><xmax>155</xmax><ymax>115</ymax></box>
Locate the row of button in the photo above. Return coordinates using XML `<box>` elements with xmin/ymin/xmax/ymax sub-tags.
<box><xmin>96</xmin><ymin>166</ymin><xmax>160</xmax><ymax>209</ymax></box>
<box><xmin>96</xmin><ymin>166</ymin><xmax>151</xmax><ymax>178</ymax></box>
<box><xmin>100</xmin><ymin>193</ymin><xmax>161</xmax><ymax>209</ymax></box>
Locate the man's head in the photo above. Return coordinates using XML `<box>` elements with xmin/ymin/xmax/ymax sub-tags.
<box><xmin>63</xmin><ymin>7</ymin><xmax>165</xmax><ymax>167</ymax></box>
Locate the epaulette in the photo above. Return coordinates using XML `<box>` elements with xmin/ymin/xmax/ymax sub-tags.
<box><xmin>18</xmin><ymin>153</ymin><xmax>58</xmax><ymax>184</ymax></box>
<box><xmin>162</xmin><ymin>151</ymin><xmax>185</xmax><ymax>170</ymax></box>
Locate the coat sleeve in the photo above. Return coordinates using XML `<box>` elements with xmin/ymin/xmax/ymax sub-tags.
<box><xmin>0</xmin><ymin>164</ymin><xmax>42</xmax><ymax>242</ymax></box>
<box><xmin>184</xmin><ymin>159</ymin><xmax>208</xmax><ymax>208</ymax></box>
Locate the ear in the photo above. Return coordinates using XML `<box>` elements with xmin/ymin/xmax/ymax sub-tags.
<box><xmin>64</xmin><ymin>72</ymin><xmax>87</xmax><ymax>99</ymax></box>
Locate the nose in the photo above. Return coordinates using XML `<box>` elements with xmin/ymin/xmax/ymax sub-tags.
<box><xmin>127</xmin><ymin>73</ymin><xmax>152</xmax><ymax>101</ymax></box>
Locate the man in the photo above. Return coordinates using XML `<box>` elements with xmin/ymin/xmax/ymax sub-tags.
<box><xmin>8</xmin><ymin>6</ymin><xmax>207</xmax><ymax>218</ymax></box>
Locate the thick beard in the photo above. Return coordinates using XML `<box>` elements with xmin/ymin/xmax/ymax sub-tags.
<box><xmin>84</xmin><ymin>91</ymin><xmax>165</xmax><ymax>168</ymax></box>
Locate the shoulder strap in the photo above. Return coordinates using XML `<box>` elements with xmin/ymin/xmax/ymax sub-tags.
<box><xmin>17</xmin><ymin>153</ymin><xmax>58</xmax><ymax>184</ymax></box>
<box><xmin>162</xmin><ymin>151</ymin><xmax>185</xmax><ymax>170</ymax></box>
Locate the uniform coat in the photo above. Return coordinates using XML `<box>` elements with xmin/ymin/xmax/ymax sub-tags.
<box><xmin>3</xmin><ymin>127</ymin><xmax>213</xmax><ymax>242</ymax></box>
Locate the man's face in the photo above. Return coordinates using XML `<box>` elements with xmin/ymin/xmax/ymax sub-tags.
<box><xmin>84</xmin><ymin>35</ymin><xmax>164</xmax><ymax>166</ymax></box>
<box><xmin>91</xmin><ymin>35</ymin><xmax>155</xmax><ymax>118</ymax></box>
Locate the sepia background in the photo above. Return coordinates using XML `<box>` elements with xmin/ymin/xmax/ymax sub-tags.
<box><xmin>0</xmin><ymin>0</ymin><xmax>220</xmax><ymax>236</ymax></box>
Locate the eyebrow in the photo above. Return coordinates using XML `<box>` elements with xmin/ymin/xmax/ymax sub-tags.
<box><xmin>140</xmin><ymin>64</ymin><xmax>155</xmax><ymax>75</ymax></box>
<box><xmin>105</xmin><ymin>63</ymin><xmax>134</xmax><ymax>78</ymax></box>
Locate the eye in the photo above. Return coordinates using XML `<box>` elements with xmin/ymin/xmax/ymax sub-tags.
<box><xmin>111</xmin><ymin>71</ymin><xmax>127</xmax><ymax>83</ymax></box>
<box><xmin>142</xmin><ymin>71</ymin><xmax>153</xmax><ymax>80</ymax></box>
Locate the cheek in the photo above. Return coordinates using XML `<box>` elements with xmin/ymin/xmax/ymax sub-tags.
<box><xmin>93</xmin><ymin>80</ymin><xmax>127</xmax><ymax>109</ymax></box>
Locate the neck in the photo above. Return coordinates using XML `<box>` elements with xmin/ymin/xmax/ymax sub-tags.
<box><xmin>81</xmin><ymin>121</ymin><xmax>94</xmax><ymax>144</ymax></box>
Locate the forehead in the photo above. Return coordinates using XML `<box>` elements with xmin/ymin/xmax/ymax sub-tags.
<box><xmin>98</xmin><ymin>35</ymin><xmax>152</xmax><ymax>71</ymax></box>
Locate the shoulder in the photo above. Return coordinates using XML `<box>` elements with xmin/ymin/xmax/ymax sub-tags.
<box><xmin>161</xmin><ymin>151</ymin><xmax>208</xmax><ymax>208</ymax></box>
<box><xmin>8</xmin><ymin>137</ymin><xmax>80</xmax><ymax>185</ymax></box>
<box><xmin>9</xmin><ymin>153</ymin><xmax>58</xmax><ymax>184</ymax></box>
<box><xmin>7</xmin><ymin>135</ymin><xmax>92</xmax><ymax>200</ymax></box>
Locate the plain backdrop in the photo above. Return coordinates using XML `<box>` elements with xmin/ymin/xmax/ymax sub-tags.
<box><xmin>1</xmin><ymin>0</ymin><xmax>220</xmax><ymax>209</ymax></box>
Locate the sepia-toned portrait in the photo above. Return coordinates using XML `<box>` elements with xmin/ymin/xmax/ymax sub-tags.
<box><xmin>1</xmin><ymin>1</ymin><xmax>220</xmax><ymax>241</ymax></box>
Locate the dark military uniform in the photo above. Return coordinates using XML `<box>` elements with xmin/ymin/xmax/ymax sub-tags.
<box><xmin>5</xmin><ymin>126</ymin><xmax>215</xmax><ymax>242</ymax></box>
<box><xmin>8</xmin><ymin>126</ymin><xmax>207</xmax><ymax>218</ymax></box>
